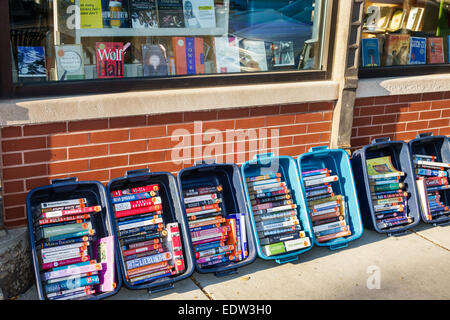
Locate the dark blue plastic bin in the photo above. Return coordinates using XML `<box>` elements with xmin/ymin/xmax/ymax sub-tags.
<box><xmin>26</xmin><ymin>177</ymin><xmax>122</xmax><ymax>300</ymax></box>
<box><xmin>240</xmin><ymin>153</ymin><xmax>314</xmax><ymax>264</ymax></box>
<box><xmin>106</xmin><ymin>169</ymin><xmax>194</xmax><ymax>293</ymax></box>
<box><xmin>408</xmin><ymin>132</ymin><xmax>450</xmax><ymax>226</ymax></box>
<box><xmin>351</xmin><ymin>137</ymin><xmax>421</xmax><ymax>236</ymax></box>
<box><xmin>296</xmin><ymin>146</ymin><xmax>364</xmax><ymax>250</ymax></box>
<box><xmin>177</xmin><ymin>160</ymin><xmax>256</xmax><ymax>277</ymax></box>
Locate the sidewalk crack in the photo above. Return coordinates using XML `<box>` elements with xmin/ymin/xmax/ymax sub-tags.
<box><xmin>190</xmin><ymin>275</ymin><xmax>214</xmax><ymax>300</ymax></box>
<box><xmin>411</xmin><ymin>230</ymin><xmax>450</xmax><ymax>252</ymax></box>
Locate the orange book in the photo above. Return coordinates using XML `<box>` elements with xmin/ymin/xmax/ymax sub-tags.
<box><xmin>225</xmin><ymin>218</ymin><xmax>241</xmax><ymax>259</ymax></box>
<box><xmin>172</xmin><ymin>37</ymin><xmax>204</xmax><ymax>75</ymax></box>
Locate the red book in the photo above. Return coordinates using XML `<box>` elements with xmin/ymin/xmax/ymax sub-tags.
<box><xmin>427</xmin><ymin>37</ymin><xmax>444</xmax><ymax>64</ymax></box>
<box><xmin>115</xmin><ymin>204</ymin><xmax>163</xmax><ymax>219</ymax></box>
<box><xmin>172</xmin><ymin>37</ymin><xmax>204</xmax><ymax>75</ymax></box>
<box><xmin>96</xmin><ymin>42</ymin><xmax>125</xmax><ymax>78</ymax></box>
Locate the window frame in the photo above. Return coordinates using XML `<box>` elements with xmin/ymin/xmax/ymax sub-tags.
<box><xmin>1</xmin><ymin>0</ymin><xmax>338</xmax><ymax>99</ymax></box>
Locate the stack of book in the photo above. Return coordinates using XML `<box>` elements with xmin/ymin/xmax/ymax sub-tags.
<box><xmin>302</xmin><ymin>168</ymin><xmax>351</xmax><ymax>242</ymax></box>
<box><xmin>366</xmin><ymin>156</ymin><xmax>414</xmax><ymax>230</ymax></box>
<box><xmin>34</xmin><ymin>198</ymin><xmax>115</xmax><ymax>300</ymax></box>
<box><xmin>414</xmin><ymin>154</ymin><xmax>450</xmax><ymax>221</ymax></box>
<box><xmin>183</xmin><ymin>185</ymin><xmax>247</xmax><ymax>268</ymax></box>
<box><xmin>246</xmin><ymin>173</ymin><xmax>311</xmax><ymax>257</ymax></box>
<box><xmin>111</xmin><ymin>184</ymin><xmax>185</xmax><ymax>285</ymax></box>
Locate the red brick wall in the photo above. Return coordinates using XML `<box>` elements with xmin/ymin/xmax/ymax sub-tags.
<box><xmin>1</xmin><ymin>101</ymin><xmax>334</xmax><ymax>228</ymax></box>
<box><xmin>351</xmin><ymin>91</ymin><xmax>450</xmax><ymax>152</ymax></box>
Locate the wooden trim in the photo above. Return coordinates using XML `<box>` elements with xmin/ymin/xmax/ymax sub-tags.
<box><xmin>0</xmin><ymin>0</ymin><xmax>12</xmax><ymax>98</ymax></box>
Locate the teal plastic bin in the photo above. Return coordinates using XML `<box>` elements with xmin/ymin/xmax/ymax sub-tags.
<box><xmin>296</xmin><ymin>146</ymin><xmax>364</xmax><ymax>250</ymax></box>
<box><xmin>240</xmin><ymin>153</ymin><xmax>314</xmax><ymax>264</ymax></box>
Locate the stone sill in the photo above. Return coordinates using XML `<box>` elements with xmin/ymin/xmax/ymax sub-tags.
<box><xmin>357</xmin><ymin>74</ymin><xmax>450</xmax><ymax>98</ymax></box>
<box><xmin>0</xmin><ymin>81</ymin><xmax>339</xmax><ymax>126</ymax></box>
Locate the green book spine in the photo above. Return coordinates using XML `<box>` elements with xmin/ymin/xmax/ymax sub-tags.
<box><xmin>370</xmin><ymin>183</ymin><xmax>404</xmax><ymax>193</ymax></box>
<box><xmin>43</xmin><ymin>221</ymin><xmax>92</xmax><ymax>239</ymax></box>
<box><xmin>263</xmin><ymin>242</ymin><xmax>286</xmax><ymax>256</ymax></box>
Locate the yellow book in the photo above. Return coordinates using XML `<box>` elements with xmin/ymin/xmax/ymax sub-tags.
<box><xmin>80</xmin><ymin>0</ymin><xmax>103</xmax><ymax>29</ymax></box>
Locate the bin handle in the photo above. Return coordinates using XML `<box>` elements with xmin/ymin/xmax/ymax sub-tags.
<box><xmin>253</xmin><ymin>153</ymin><xmax>274</xmax><ymax>161</ymax></box>
<box><xmin>309</xmin><ymin>145</ymin><xmax>329</xmax><ymax>152</ymax></box>
<box><xmin>51</xmin><ymin>177</ymin><xmax>78</xmax><ymax>184</ymax></box>
<box><xmin>125</xmin><ymin>168</ymin><xmax>150</xmax><ymax>176</ymax></box>
<box><xmin>194</xmin><ymin>159</ymin><xmax>216</xmax><ymax>166</ymax></box>
<box><xmin>416</xmin><ymin>132</ymin><xmax>433</xmax><ymax>138</ymax></box>
<box><xmin>371</xmin><ymin>137</ymin><xmax>391</xmax><ymax>144</ymax></box>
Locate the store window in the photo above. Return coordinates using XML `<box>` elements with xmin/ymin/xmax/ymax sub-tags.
<box><xmin>7</xmin><ymin>0</ymin><xmax>332</xmax><ymax>89</ymax></box>
<box><xmin>360</xmin><ymin>0</ymin><xmax>450</xmax><ymax>74</ymax></box>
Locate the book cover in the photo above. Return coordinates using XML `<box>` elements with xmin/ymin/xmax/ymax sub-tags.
<box><xmin>94</xmin><ymin>236</ymin><xmax>116</xmax><ymax>292</ymax></box>
<box><xmin>172</xmin><ymin>37</ymin><xmax>204</xmax><ymax>75</ymax></box>
<box><xmin>366</xmin><ymin>156</ymin><xmax>402</xmax><ymax>178</ymax></box>
<box><xmin>427</xmin><ymin>37</ymin><xmax>444</xmax><ymax>64</ymax></box>
<box><xmin>55</xmin><ymin>44</ymin><xmax>85</xmax><ymax>80</ymax></box>
<box><xmin>361</xmin><ymin>38</ymin><xmax>380</xmax><ymax>67</ymax></box>
<box><xmin>409</xmin><ymin>37</ymin><xmax>426</xmax><ymax>65</ymax></box>
<box><xmin>239</xmin><ymin>39</ymin><xmax>268</xmax><ymax>72</ymax></box>
<box><xmin>17</xmin><ymin>46</ymin><xmax>47</xmax><ymax>79</ymax></box>
<box><xmin>96</xmin><ymin>42</ymin><xmax>125</xmax><ymax>78</ymax></box>
<box><xmin>79</xmin><ymin>0</ymin><xmax>103</xmax><ymax>29</ymax></box>
<box><xmin>387</xmin><ymin>8</ymin><xmax>406</xmax><ymax>32</ymax></box>
<box><xmin>142</xmin><ymin>44</ymin><xmax>169</xmax><ymax>76</ymax></box>
<box><xmin>213</xmin><ymin>36</ymin><xmax>241</xmax><ymax>73</ymax></box>
<box><xmin>101</xmin><ymin>0</ymin><xmax>130</xmax><ymax>28</ymax></box>
<box><xmin>406</xmin><ymin>7</ymin><xmax>424</xmax><ymax>31</ymax></box>
<box><xmin>158</xmin><ymin>0</ymin><xmax>185</xmax><ymax>27</ymax></box>
<box><xmin>129</xmin><ymin>0</ymin><xmax>159</xmax><ymax>28</ymax></box>
<box><xmin>383</xmin><ymin>34</ymin><xmax>410</xmax><ymax>66</ymax></box>
<box><xmin>266</xmin><ymin>41</ymin><xmax>295</xmax><ymax>68</ymax></box>
<box><xmin>182</xmin><ymin>0</ymin><xmax>216</xmax><ymax>28</ymax></box>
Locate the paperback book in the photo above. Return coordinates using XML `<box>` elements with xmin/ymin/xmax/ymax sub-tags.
<box><xmin>182</xmin><ymin>0</ymin><xmax>216</xmax><ymax>28</ymax></box>
<box><xmin>158</xmin><ymin>0</ymin><xmax>185</xmax><ymax>28</ymax></box>
<box><xmin>96</xmin><ymin>42</ymin><xmax>125</xmax><ymax>78</ymax></box>
<box><xmin>142</xmin><ymin>44</ymin><xmax>169</xmax><ymax>76</ymax></box>
<box><xmin>17</xmin><ymin>46</ymin><xmax>47</xmax><ymax>79</ymax></box>
<box><xmin>409</xmin><ymin>37</ymin><xmax>426</xmax><ymax>65</ymax></box>
<box><xmin>55</xmin><ymin>44</ymin><xmax>85</xmax><ymax>80</ymax></box>
<box><xmin>361</xmin><ymin>38</ymin><xmax>380</xmax><ymax>67</ymax></box>
<box><xmin>129</xmin><ymin>0</ymin><xmax>158</xmax><ymax>28</ymax></box>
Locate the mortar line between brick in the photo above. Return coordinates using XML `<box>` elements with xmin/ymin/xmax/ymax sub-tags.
<box><xmin>189</xmin><ymin>275</ymin><xmax>214</xmax><ymax>300</ymax></box>
<box><xmin>410</xmin><ymin>230</ymin><xmax>450</xmax><ymax>253</ymax></box>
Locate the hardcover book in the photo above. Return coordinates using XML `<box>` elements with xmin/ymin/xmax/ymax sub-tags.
<box><xmin>387</xmin><ymin>8</ymin><xmax>406</xmax><ymax>32</ymax></box>
<box><xmin>158</xmin><ymin>0</ymin><xmax>185</xmax><ymax>28</ymax></box>
<box><xmin>142</xmin><ymin>44</ymin><xmax>169</xmax><ymax>76</ymax></box>
<box><xmin>213</xmin><ymin>36</ymin><xmax>241</xmax><ymax>73</ymax></box>
<box><xmin>17</xmin><ymin>46</ymin><xmax>47</xmax><ymax>79</ymax></box>
<box><xmin>79</xmin><ymin>0</ymin><xmax>103</xmax><ymax>29</ymax></box>
<box><xmin>409</xmin><ymin>37</ymin><xmax>426</xmax><ymax>65</ymax></box>
<box><xmin>130</xmin><ymin>0</ymin><xmax>159</xmax><ymax>28</ymax></box>
<box><xmin>406</xmin><ymin>7</ymin><xmax>424</xmax><ymax>31</ymax></box>
<box><xmin>239</xmin><ymin>39</ymin><xmax>268</xmax><ymax>72</ymax></box>
<box><xmin>172</xmin><ymin>37</ymin><xmax>204</xmax><ymax>75</ymax></box>
<box><xmin>361</xmin><ymin>38</ymin><xmax>380</xmax><ymax>67</ymax></box>
<box><xmin>101</xmin><ymin>0</ymin><xmax>130</xmax><ymax>28</ymax></box>
<box><xmin>182</xmin><ymin>0</ymin><xmax>216</xmax><ymax>28</ymax></box>
<box><xmin>96</xmin><ymin>42</ymin><xmax>125</xmax><ymax>78</ymax></box>
<box><xmin>55</xmin><ymin>44</ymin><xmax>85</xmax><ymax>80</ymax></box>
<box><xmin>427</xmin><ymin>37</ymin><xmax>444</xmax><ymax>64</ymax></box>
<box><xmin>383</xmin><ymin>34</ymin><xmax>410</xmax><ymax>66</ymax></box>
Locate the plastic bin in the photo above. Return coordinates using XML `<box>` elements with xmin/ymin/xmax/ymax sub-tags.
<box><xmin>177</xmin><ymin>160</ymin><xmax>256</xmax><ymax>277</ymax></box>
<box><xmin>106</xmin><ymin>169</ymin><xmax>194</xmax><ymax>293</ymax></box>
<box><xmin>240</xmin><ymin>153</ymin><xmax>314</xmax><ymax>264</ymax></box>
<box><xmin>26</xmin><ymin>177</ymin><xmax>122</xmax><ymax>300</ymax></box>
<box><xmin>296</xmin><ymin>146</ymin><xmax>364</xmax><ymax>250</ymax></box>
<box><xmin>351</xmin><ymin>137</ymin><xmax>421</xmax><ymax>236</ymax></box>
<box><xmin>408</xmin><ymin>132</ymin><xmax>450</xmax><ymax>226</ymax></box>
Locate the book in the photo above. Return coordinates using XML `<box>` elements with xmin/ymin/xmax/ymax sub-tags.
<box><xmin>416</xmin><ymin>178</ymin><xmax>432</xmax><ymax>221</ymax></box>
<box><xmin>268</xmin><ymin>41</ymin><xmax>295</xmax><ymax>68</ymax></box>
<box><xmin>364</xmin><ymin>5</ymin><xmax>393</xmax><ymax>32</ymax></box>
<box><xmin>55</xmin><ymin>45</ymin><xmax>85</xmax><ymax>80</ymax></box>
<box><xmin>427</xmin><ymin>37</ymin><xmax>444</xmax><ymax>64</ymax></box>
<box><xmin>182</xmin><ymin>0</ymin><xmax>216</xmax><ymax>28</ymax></box>
<box><xmin>361</xmin><ymin>38</ymin><xmax>380</xmax><ymax>67</ymax></box>
<box><xmin>387</xmin><ymin>8</ymin><xmax>406</xmax><ymax>32</ymax></box>
<box><xmin>409</xmin><ymin>37</ymin><xmax>426</xmax><ymax>65</ymax></box>
<box><xmin>406</xmin><ymin>7</ymin><xmax>424</xmax><ymax>31</ymax></box>
<box><xmin>213</xmin><ymin>36</ymin><xmax>241</xmax><ymax>73</ymax></box>
<box><xmin>17</xmin><ymin>46</ymin><xmax>47</xmax><ymax>79</ymax></box>
<box><xmin>101</xmin><ymin>0</ymin><xmax>130</xmax><ymax>28</ymax></box>
<box><xmin>112</xmin><ymin>184</ymin><xmax>159</xmax><ymax>197</ymax></box>
<box><xmin>158</xmin><ymin>0</ymin><xmax>185</xmax><ymax>27</ymax></box>
<box><xmin>142</xmin><ymin>44</ymin><xmax>169</xmax><ymax>76</ymax></box>
<box><xmin>96</xmin><ymin>42</ymin><xmax>125</xmax><ymax>78</ymax></box>
<box><xmin>172</xmin><ymin>37</ymin><xmax>205</xmax><ymax>75</ymax></box>
<box><xmin>79</xmin><ymin>0</ymin><xmax>103</xmax><ymax>28</ymax></box>
<box><xmin>129</xmin><ymin>0</ymin><xmax>158</xmax><ymax>28</ymax></box>
<box><xmin>366</xmin><ymin>156</ymin><xmax>403</xmax><ymax>179</ymax></box>
<box><xmin>239</xmin><ymin>39</ymin><xmax>268</xmax><ymax>72</ymax></box>
<box><xmin>383</xmin><ymin>34</ymin><xmax>410</xmax><ymax>66</ymax></box>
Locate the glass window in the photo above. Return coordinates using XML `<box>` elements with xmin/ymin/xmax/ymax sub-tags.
<box><xmin>361</xmin><ymin>0</ymin><xmax>450</xmax><ymax>69</ymax></box>
<box><xmin>8</xmin><ymin>0</ymin><xmax>330</xmax><ymax>84</ymax></box>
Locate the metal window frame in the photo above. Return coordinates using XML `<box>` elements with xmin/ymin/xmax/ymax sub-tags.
<box><xmin>1</xmin><ymin>0</ymin><xmax>337</xmax><ymax>99</ymax></box>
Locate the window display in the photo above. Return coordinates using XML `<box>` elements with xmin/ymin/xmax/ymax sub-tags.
<box><xmin>8</xmin><ymin>0</ymin><xmax>330</xmax><ymax>84</ymax></box>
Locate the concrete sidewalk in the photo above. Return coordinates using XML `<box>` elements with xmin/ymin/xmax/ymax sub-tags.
<box><xmin>16</xmin><ymin>223</ymin><xmax>450</xmax><ymax>300</ymax></box>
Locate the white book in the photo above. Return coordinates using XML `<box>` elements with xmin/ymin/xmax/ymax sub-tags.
<box><xmin>414</xmin><ymin>160</ymin><xmax>450</xmax><ymax>169</ymax></box>
<box><xmin>239</xmin><ymin>39</ymin><xmax>268</xmax><ymax>72</ymax></box>
<box><xmin>118</xmin><ymin>217</ymin><xmax>163</xmax><ymax>231</ymax></box>
<box><xmin>214</xmin><ymin>36</ymin><xmax>241</xmax><ymax>73</ymax></box>
<box><xmin>183</xmin><ymin>0</ymin><xmax>216</xmax><ymax>28</ymax></box>
<box><xmin>114</xmin><ymin>197</ymin><xmax>162</xmax><ymax>211</ymax></box>
<box><xmin>184</xmin><ymin>193</ymin><xmax>218</xmax><ymax>204</ymax></box>
<box><xmin>304</xmin><ymin>175</ymin><xmax>339</xmax><ymax>187</ymax></box>
<box><xmin>313</xmin><ymin>220</ymin><xmax>346</xmax><ymax>233</ymax></box>
<box><xmin>310</xmin><ymin>207</ymin><xmax>340</xmax><ymax>217</ymax></box>
<box><xmin>284</xmin><ymin>237</ymin><xmax>311</xmax><ymax>252</ymax></box>
<box><xmin>55</xmin><ymin>44</ymin><xmax>85</xmax><ymax>81</ymax></box>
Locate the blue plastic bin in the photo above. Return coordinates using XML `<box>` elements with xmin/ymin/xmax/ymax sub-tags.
<box><xmin>351</xmin><ymin>137</ymin><xmax>421</xmax><ymax>236</ymax></box>
<box><xmin>177</xmin><ymin>160</ymin><xmax>256</xmax><ymax>277</ymax></box>
<box><xmin>296</xmin><ymin>146</ymin><xmax>364</xmax><ymax>250</ymax></box>
<box><xmin>106</xmin><ymin>169</ymin><xmax>194</xmax><ymax>293</ymax></box>
<box><xmin>240</xmin><ymin>153</ymin><xmax>314</xmax><ymax>264</ymax></box>
<box><xmin>26</xmin><ymin>177</ymin><xmax>122</xmax><ymax>300</ymax></box>
<box><xmin>408</xmin><ymin>132</ymin><xmax>450</xmax><ymax>226</ymax></box>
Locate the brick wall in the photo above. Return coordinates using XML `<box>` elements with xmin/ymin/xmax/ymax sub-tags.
<box><xmin>1</xmin><ymin>101</ymin><xmax>334</xmax><ymax>228</ymax></box>
<box><xmin>351</xmin><ymin>91</ymin><xmax>450</xmax><ymax>152</ymax></box>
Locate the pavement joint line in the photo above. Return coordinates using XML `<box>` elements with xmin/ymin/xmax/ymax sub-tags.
<box><xmin>189</xmin><ymin>275</ymin><xmax>214</xmax><ymax>300</ymax></box>
<box><xmin>410</xmin><ymin>229</ymin><xmax>450</xmax><ymax>253</ymax></box>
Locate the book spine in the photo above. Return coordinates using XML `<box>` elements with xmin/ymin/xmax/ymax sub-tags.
<box><xmin>41</xmin><ymin>198</ymin><xmax>87</xmax><ymax>209</ymax></box>
<box><xmin>114</xmin><ymin>197</ymin><xmax>162</xmax><ymax>211</ymax></box>
<box><xmin>302</xmin><ymin>173</ymin><xmax>330</xmax><ymax>181</ymax></box>
<box><xmin>302</xmin><ymin>168</ymin><xmax>330</xmax><ymax>176</ymax></box>
<box><xmin>198</xmin><ymin>254</ymin><xmax>235</xmax><ymax>267</ymax></box>
<box><xmin>41</xmin><ymin>206</ymin><xmax>100</xmax><ymax>219</ymax></box>
<box><xmin>249</xmin><ymin>186</ymin><xmax>288</xmax><ymax>195</ymax></box>
<box><xmin>192</xmin><ymin>235</ymin><xmax>227</xmax><ymax>246</ymax></box>
<box><xmin>40</xmin><ymin>204</ymin><xmax>84</xmax><ymax>214</ymax></box>
<box><xmin>183</xmin><ymin>185</ymin><xmax>223</xmax><ymax>198</ymax></box>
<box><xmin>248</xmin><ymin>182</ymin><xmax>287</xmax><ymax>192</ymax></box>
<box><xmin>259</xmin><ymin>231</ymin><xmax>306</xmax><ymax>246</ymax></box>
<box><xmin>306</xmin><ymin>186</ymin><xmax>334</xmax><ymax>198</ymax></box>
<box><xmin>427</xmin><ymin>185</ymin><xmax>450</xmax><ymax>192</ymax></box>
<box><xmin>183</xmin><ymin>193</ymin><xmax>218</xmax><ymax>204</ymax></box>
<box><xmin>129</xmin><ymin>269</ymin><xmax>174</xmax><ymax>285</ymax></box>
<box><xmin>45</xmin><ymin>285</ymin><xmax>92</xmax><ymax>298</ymax></box>
<box><xmin>188</xmin><ymin>217</ymin><xmax>225</xmax><ymax>229</ymax></box>
<box><xmin>414</xmin><ymin>160</ymin><xmax>450</xmax><ymax>168</ymax></box>
<box><xmin>416</xmin><ymin>168</ymin><xmax>447</xmax><ymax>177</ymax></box>
<box><xmin>309</xmin><ymin>200</ymin><xmax>340</xmax><ymax>211</ymax></box>
<box><xmin>126</xmin><ymin>261</ymin><xmax>169</xmax><ymax>277</ymax></box>
<box><xmin>263</xmin><ymin>242</ymin><xmax>286</xmax><ymax>256</ymax></box>
<box><xmin>112</xmin><ymin>184</ymin><xmax>159</xmax><ymax>197</ymax></box>
<box><xmin>125</xmin><ymin>238</ymin><xmax>161</xmax><ymax>250</ymax></box>
<box><xmin>123</xmin><ymin>243</ymin><xmax>163</xmax><ymax>257</ymax></box>
<box><xmin>309</xmin><ymin>205</ymin><xmax>340</xmax><ymax>216</ymax></box>
<box><xmin>193</xmin><ymin>239</ymin><xmax>225</xmax><ymax>252</ymax></box>
<box><xmin>253</xmin><ymin>204</ymin><xmax>297</xmax><ymax>216</ymax></box>
<box><xmin>305</xmin><ymin>183</ymin><xmax>331</xmax><ymax>192</ymax></box>
<box><xmin>185</xmin><ymin>198</ymin><xmax>222</xmax><ymax>209</ymax></box>
<box><xmin>246</xmin><ymin>173</ymin><xmax>281</xmax><ymax>182</ymax></box>
<box><xmin>311</xmin><ymin>211</ymin><xmax>341</xmax><ymax>222</ymax></box>
<box><xmin>284</xmin><ymin>237</ymin><xmax>311</xmax><ymax>252</ymax></box>
<box><xmin>117</xmin><ymin>217</ymin><xmax>164</xmax><ymax>231</ymax></box>
<box><xmin>369</xmin><ymin>178</ymin><xmax>401</xmax><ymax>186</ymax></box>
<box><xmin>316</xmin><ymin>230</ymin><xmax>351</xmax><ymax>242</ymax></box>
<box><xmin>254</xmin><ymin>210</ymin><xmax>296</xmax><ymax>222</ymax></box>
<box><xmin>125</xmin><ymin>252</ymin><xmax>172</xmax><ymax>270</ymax></box>
<box><xmin>42</xmin><ymin>263</ymin><xmax>102</xmax><ymax>281</ymax></box>
<box><xmin>195</xmin><ymin>244</ymin><xmax>234</xmax><ymax>259</ymax></box>
<box><xmin>252</xmin><ymin>200</ymin><xmax>293</xmax><ymax>211</ymax></box>
<box><xmin>111</xmin><ymin>192</ymin><xmax>155</xmax><ymax>204</ymax></box>
<box><xmin>115</xmin><ymin>205</ymin><xmax>163</xmax><ymax>219</ymax></box>
<box><xmin>377</xmin><ymin>217</ymin><xmax>413</xmax><ymax>229</ymax></box>
<box><xmin>41</xmin><ymin>256</ymin><xmax>90</xmax><ymax>270</ymax></box>
<box><xmin>128</xmin><ymin>264</ymin><xmax>173</xmax><ymax>281</ymax></box>
<box><xmin>188</xmin><ymin>211</ymin><xmax>222</xmax><ymax>221</ymax></box>
<box><xmin>315</xmin><ymin>225</ymin><xmax>348</xmax><ymax>238</ymax></box>
<box><xmin>249</xmin><ymin>189</ymin><xmax>290</xmax><ymax>200</ymax></box>
<box><xmin>44</xmin><ymin>275</ymin><xmax>100</xmax><ymax>294</ymax></box>
<box><xmin>191</xmin><ymin>226</ymin><xmax>229</xmax><ymax>240</ymax></box>
<box><xmin>303</xmin><ymin>175</ymin><xmax>339</xmax><ymax>187</ymax></box>
<box><xmin>313</xmin><ymin>220</ymin><xmax>346</xmax><ymax>233</ymax></box>
<box><xmin>48</xmin><ymin>289</ymin><xmax>94</xmax><ymax>300</ymax></box>
<box><xmin>41</xmin><ymin>241</ymin><xmax>88</xmax><ymax>254</ymax></box>
<box><xmin>38</xmin><ymin>214</ymin><xmax>91</xmax><ymax>226</ymax></box>
<box><xmin>118</xmin><ymin>223</ymin><xmax>164</xmax><ymax>237</ymax></box>
<box><xmin>186</xmin><ymin>203</ymin><xmax>221</xmax><ymax>214</ymax></box>
<box><xmin>370</xmin><ymin>183</ymin><xmax>404</xmax><ymax>193</ymax></box>
<box><xmin>247</xmin><ymin>177</ymin><xmax>282</xmax><ymax>186</ymax></box>
<box><xmin>42</xmin><ymin>221</ymin><xmax>92</xmax><ymax>239</ymax></box>
<box><xmin>307</xmin><ymin>193</ymin><xmax>336</xmax><ymax>202</ymax></box>
<box><xmin>258</xmin><ymin>224</ymin><xmax>302</xmax><ymax>238</ymax></box>
<box><xmin>369</xmin><ymin>172</ymin><xmax>404</xmax><ymax>180</ymax></box>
